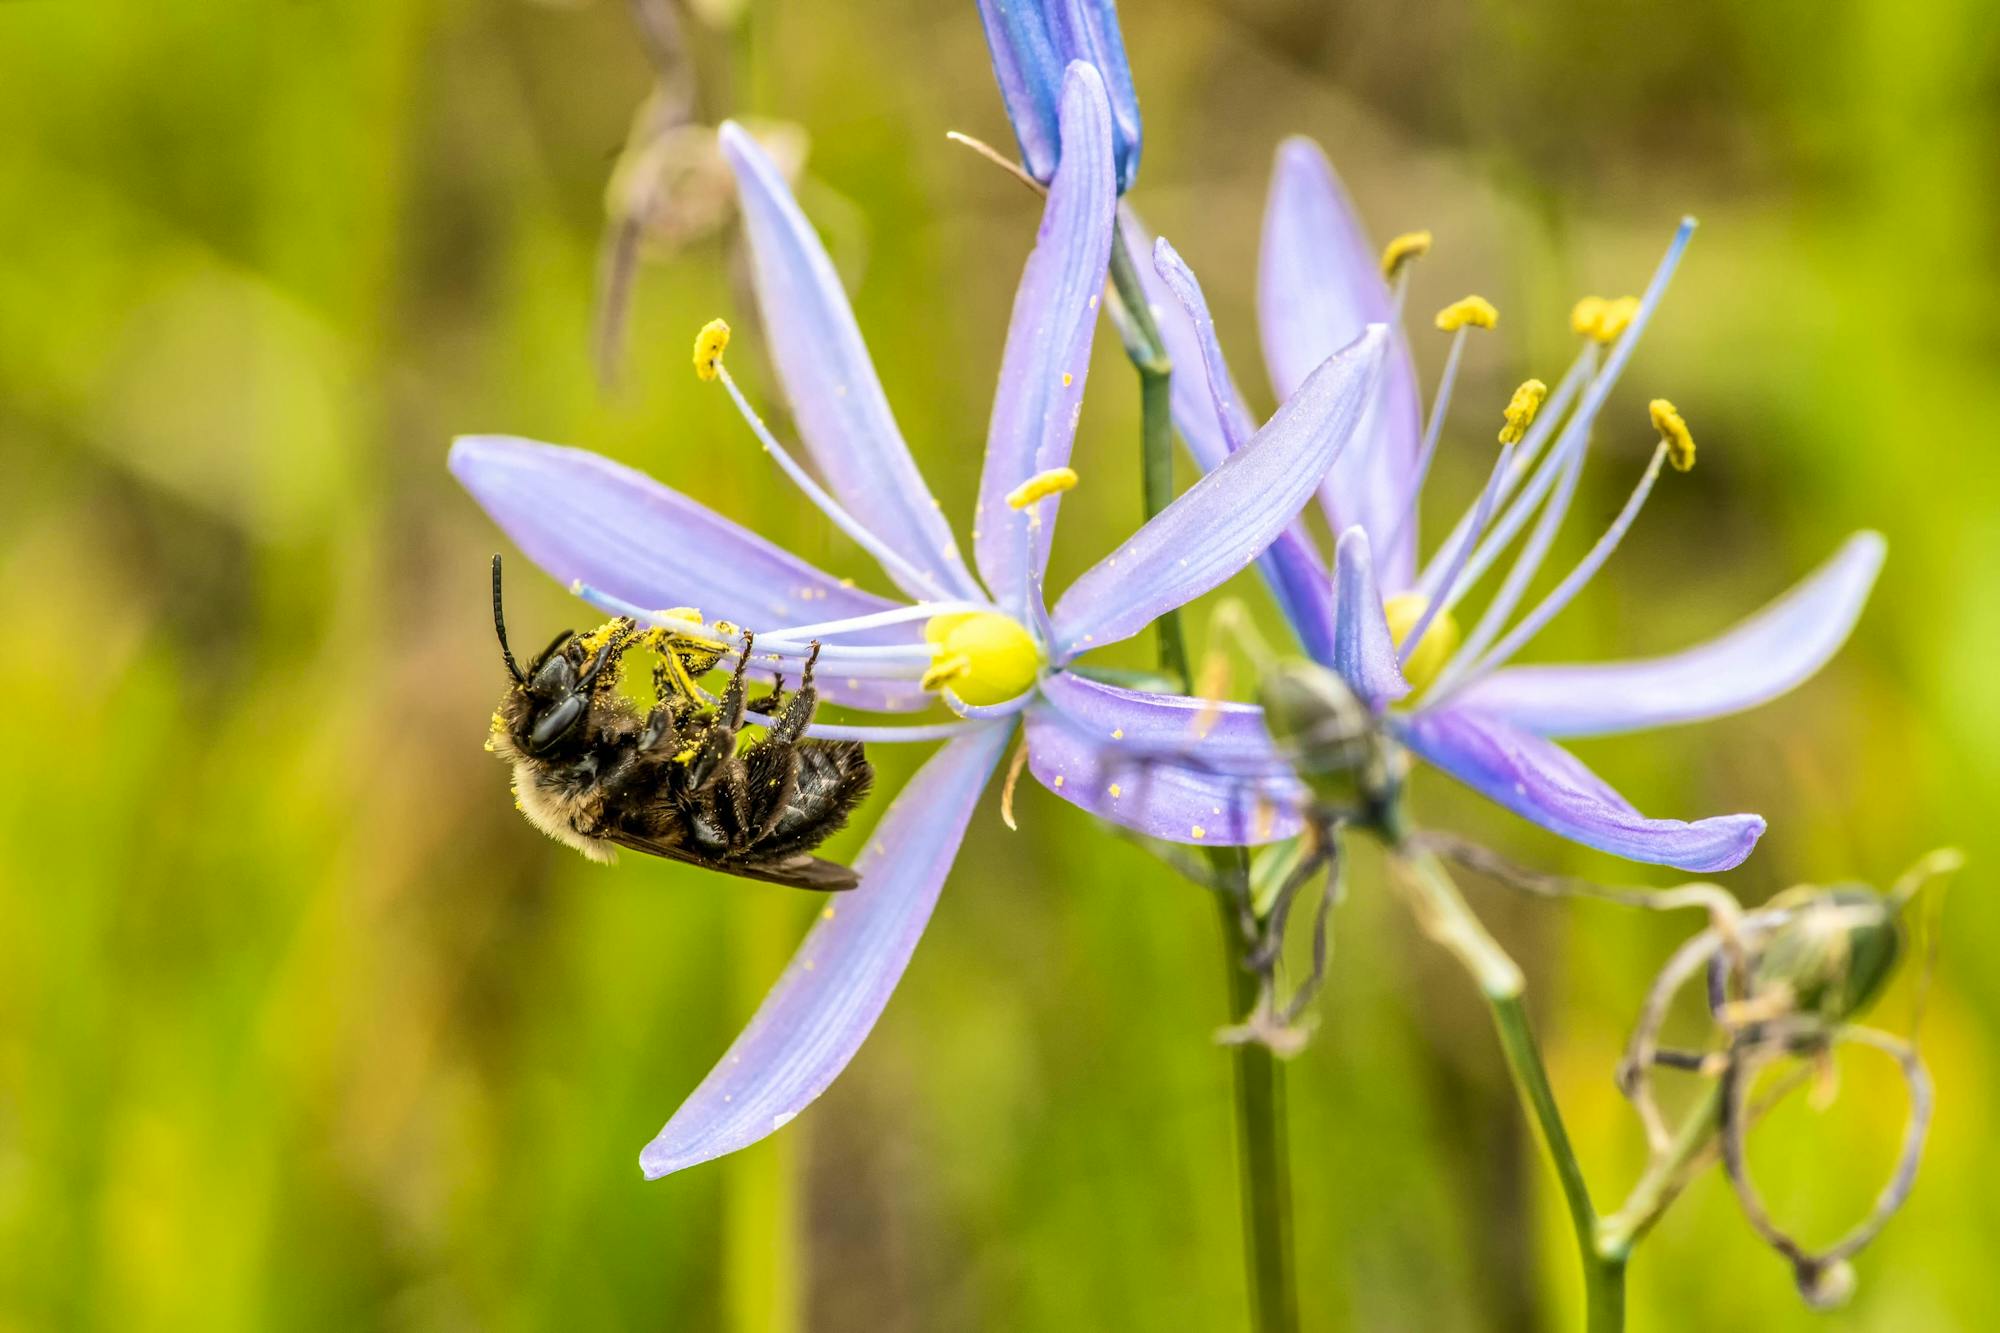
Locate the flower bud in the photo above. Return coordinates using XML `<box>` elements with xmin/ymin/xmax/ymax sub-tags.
<box><xmin>1752</xmin><ymin>887</ymin><xmax>1902</xmax><ymax>1025</ymax></box>
<box><xmin>975</xmin><ymin>0</ymin><xmax>1142</xmax><ymax>191</ymax></box>
<box><xmin>1254</xmin><ymin>659</ymin><xmax>1398</xmax><ymax>819</ymax></box>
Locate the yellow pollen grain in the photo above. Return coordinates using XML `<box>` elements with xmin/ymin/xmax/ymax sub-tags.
<box><xmin>1108</xmin><ymin>783</ymin><xmax>1122</xmax><ymax>798</ymax></box>
<box><xmin>1053</xmin><ymin>774</ymin><xmax>1065</xmax><ymax>788</ymax></box>
<box><xmin>1111</xmin><ymin>728</ymin><xmax>1124</xmax><ymax>740</ymax></box>
<box><xmin>822</xmin><ymin>905</ymin><xmax>836</xmax><ymax>920</ymax></box>
<box><xmin>1434</xmin><ymin>294</ymin><xmax>1498</xmax><ymax>332</ymax></box>
<box><xmin>1650</xmin><ymin>398</ymin><xmax>1697</xmax><ymax>472</ymax></box>
<box><xmin>1005</xmin><ymin>466</ymin><xmax>1080</xmax><ymax>510</ymax></box>
<box><xmin>1062</xmin><ymin>372</ymin><xmax>1074</xmax><ymax>387</ymax></box>
<box><xmin>692</xmin><ymin>318</ymin><xmax>731</xmax><ymax>381</ymax></box>
<box><xmin>1380</xmin><ymin>229</ymin><xmax>1433</xmax><ymax>279</ymax></box>
<box><xmin>1498</xmin><ymin>378</ymin><xmax>1549</xmax><ymax>445</ymax></box>
<box><xmin>1191</xmin><ymin>825</ymin><xmax>1207</xmax><ymax>840</ymax></box>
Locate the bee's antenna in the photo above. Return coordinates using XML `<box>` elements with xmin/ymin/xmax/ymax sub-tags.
<box><xmin>492</xmin><ymin>554</ymin><xmax>526</xmax><ymax>683</ymax></box>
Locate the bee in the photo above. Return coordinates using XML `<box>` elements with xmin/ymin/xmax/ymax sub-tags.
<box><xmin>485</xmin><ymin>555</ymin><xmax>873</xmax><ymax>890</ymax></box>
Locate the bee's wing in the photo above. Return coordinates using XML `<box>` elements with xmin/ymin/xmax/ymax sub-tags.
<box><xmin>602</xmin><ymin>827</ymin><xmax>860</xmax><ymax>893</ymax></box>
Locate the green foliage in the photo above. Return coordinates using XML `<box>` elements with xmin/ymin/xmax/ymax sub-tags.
<box><xmin>2</xmin><ymin>0</ymin><xmax>1995</xmax><ymax>1327</ymax></box>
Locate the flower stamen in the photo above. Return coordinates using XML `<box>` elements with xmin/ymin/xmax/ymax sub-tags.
<box><xmin>1498</xmin><ymin>379</ymin><xmax>1549</xmax><ymax>445</ymax></box>
<box><xmin>1651</xmin><ymin>398</ymin><xmax>1697</xmax><ymax>472</ymax></box>
<box><xmin>1434</xmin><ymin>294</ymin><xmax>1499</xmax><ymax>332</ymax></box>
<box><xmin>693</xmin><ymin>318</ymin><xmax>954</xmax><ymax>601</ymax></box>
<box><xmin>923</xmin><ymin>610</ymin><xmax>1041</xmax><ymax>705</ymax></box>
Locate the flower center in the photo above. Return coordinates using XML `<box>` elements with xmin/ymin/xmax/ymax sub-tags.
<box><xmin>922</xmin><ymin>611</ymin><xmax>1041</xmax><ymax>705</ymax></box>
<box><xmin>1383</xmin><ymin>592</ymin><xmax>1459</xmax><ymax>694</ymax></box>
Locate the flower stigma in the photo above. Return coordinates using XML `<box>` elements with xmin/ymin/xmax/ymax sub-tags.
<box><xmin>1498</xmin><ymin>378</ymin><xmax>1549</xmax><ymax>445</ymax></box>
<box><xmin>1650</xmin><ymin>398</ymin><xmax>1697</xmax><ymax>472</ymax></box>
<box><xmin>1434</xmin><ymin>294</ymin><xmax>1499</xmax><ymax>332</ymax></box>
<box><xmin>1384</xmin><ymin>592</ymin><xmax>1460</xmax><ymax>693</ymax></box>
<box><xmin>1380</xmin><ymin>230</ymin><xmax>1433</xmax><ymax>279</ymax></box>
<box><xmin>1005</xmin><ymin>466</ymin><xmax>1080</xmax><ymax>510</ymax></box>
<box><xmin>922</xmin><ymin>610</ymin><xmax>1041</xmax><ymax>705</ymax></box>
<box><xmin>693</xmin><ymin>318</ymin><xmax>731</xmax><ymax>381</ymax></box>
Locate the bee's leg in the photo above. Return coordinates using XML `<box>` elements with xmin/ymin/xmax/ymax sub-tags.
<box><xmin>746</xmin><ymin>740</ymin><xmax>803</xmax><ymax>841</ymax></box>
<box><xmin>688</xmin><ymin>633</ymin><xmax>755</xmax><ymax>787</ymax></box>
<box><xmin>749</xmin><ymin>673</ymin><xmax>787</xmax><ymax>717</ymax></box>
<box><xmin>765</xmin><ymin>642</ymin><xmax>821</xmax><ymax>745</ymax></box>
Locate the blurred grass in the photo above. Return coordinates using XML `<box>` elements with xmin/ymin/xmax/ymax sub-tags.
<box><xmin>2</xmin><ymin>0</ymin><xmax>1998</xmax><ymax>1328</ymax></box>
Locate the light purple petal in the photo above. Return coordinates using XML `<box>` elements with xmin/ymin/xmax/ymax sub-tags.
<box><xmin>639</xmin><ymin>723</ymin><xmax>1011</xmax><ymax>1178</ymax></box>
<box><xmin>719</xmin><ymin>123</ymin><xmax>978</xmax><ymax>603</ymax></box>
<box><xmin>1330</xmin><ymin>526</ymin><xmax>1411</xmax><ymax>710</ymax></box>
<box><xmin>1447</xmin><ymin>532</ymin><xmax>1885</xmax><ymax>739</ymax></box>
<box><xmin>1051</xmin><ymin>325</ymin><xmax>1387</xmax><ymax>657</ymax></box>
<box><xmin>1026</xmin><ymin>672</ymin><xmax>1305</xmax><ymax>844</ymax></box>
<box><xmin>1258</xmin><ymin>137</ymin><xmax>1423</xmax><ymax>588</ymax></box>
<box><xmin>976</xmin><ymin>63</ymin><xmax>1116</xmax><ymax>613</ymax></box>
<box><xmin>1395</xmin><ymin>705</ymin><xmax>1765</xmax><ymax>872</ymax></box>
<box><xmin>450</xmin><ymin>435</ymin><xmax>929</xmax><ymax>712</ymax></box>
<box><xmin>1122</xmin><ymin>218</ymin><xmax>1337</xmax><ymax>661</ymax></box>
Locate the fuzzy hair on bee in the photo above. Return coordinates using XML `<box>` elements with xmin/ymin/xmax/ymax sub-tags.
<box><xmin>485</xmin><ymin>555</ymin><xmax>872</xmax><ymax>891</ymax></box>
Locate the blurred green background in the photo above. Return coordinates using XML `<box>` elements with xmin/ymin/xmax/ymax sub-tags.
<box><xmin>3</xmin><ymin>0</ymin><xmax>1997</xmax><ymax>1328</ymax></box>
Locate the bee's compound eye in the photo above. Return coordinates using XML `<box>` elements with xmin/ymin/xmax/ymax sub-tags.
<box><xmin>528</xmin><ymin>694</ymin><xmax>588</xmax><ymax>752</ymax></box>
<box><xmin>533</xmin><ymin>654</ymin><xmax>576</xmax><ymax>696</ymax></box>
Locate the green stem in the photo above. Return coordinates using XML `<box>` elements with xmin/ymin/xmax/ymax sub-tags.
<box><xmin>1107</xmin><ymin>224</ymin><xmax>1187</xmax><ymax>686</ymax></box>
<box><xmin>1108</xmin><ymin>221</ymin><xmax>1295</xmax><ymax>1333</ymax></box>
<box><xmin>1391</xmin><ymin>841</ymin><xmax>1625</xmax><ymax>1331</ymax></box>
<box><xmin>1599</xmin><ymin>1080</ymin><xmax>1725</xmax><ymax>1258</ymax></box>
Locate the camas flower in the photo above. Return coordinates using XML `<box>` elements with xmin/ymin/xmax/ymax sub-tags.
<box><xmin>450</xmin><ymin>67</ymin><xmax>1383</xmax><ymax>1176</ymax></box>
<box><xmin>1131</xmin><ymin>136</ymin><xmax>1883</xmax><ymax>874</ymax></box>
<box><xmin>975</xmin><ymin>0</ymin><xmax>1141</xmax><ymax>191</ymax></box>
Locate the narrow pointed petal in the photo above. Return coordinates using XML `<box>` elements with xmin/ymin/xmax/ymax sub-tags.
<box><xmin>1451</xmin><ymin>532</ymin><xmax>1885</xmax><ymax>739</ymax></box>
<box><xmin>450</xmin><ymin>435</ymin><xmax>929</xmax><ymax>712</ymax></box>
<box><xmin>1025</xmin><ymin>672</ymin><xmax>1306</xmax><ymax>843</ymax></box>
<box><xmin>1258</xmin><ymin>137</ymin><xmax>1423</xmax><ymax>586</ymax></box>
<box><xmin>639</xmin><ymin>724</ymin><xmax>1011</xmax><ymax>1178</ymax></box>
<box><xmin>1395</xmin><ymin>706</ymin><xmax>1765</xmax><ymax>872</ymax></box>
<box><xmin>1330</xmin><ymin>526</ymin><xmax>1411</xmax><ymax>709</ymax></box>
<box><xmin>1146</xmin><ymin>227</ymin><xmax>1336</xmax><ymax>658</ymax></box>
<box><xmin>719</xmin><ymin>123</ymin><xmax>977</xmax><ymax>602</ymax></box>
<box><xmin>1119</xmin><ymin>211</ymin><xmax>1232</xmax><ymax>473</ymax></box>
<box><xmin>976</xmin><ymin>63</ymin><xmax>1116</xmax><ymax>612</ymax></box>
<box><xmin>1051</xmin><ymin>325</ymin><xmax>1387</xmax><ymax>657</ymax></box>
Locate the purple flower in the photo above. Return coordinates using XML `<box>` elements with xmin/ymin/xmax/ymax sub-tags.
<box><xmin>450</xmin><ymin>68</ymin><xmax>1385</xmax><ymax>1176</ymax></box>
<box><xmin>1134</xmin><ymin>135</ymin><xmax>1883</xmax><ymax>875</ymax></box>
<box><xmin>975</xmin><ymin>0</ymin><xmax>1141</xmax><ymax>191</ymax></box>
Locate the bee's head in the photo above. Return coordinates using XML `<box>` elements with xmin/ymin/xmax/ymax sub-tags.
<box><xmin>491</xmin><ymin>555</ymin><xmax>635</xmax><ymax>755</ymax></box>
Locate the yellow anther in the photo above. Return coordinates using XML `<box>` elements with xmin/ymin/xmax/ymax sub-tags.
<box><xmin>1570</xmin><ymin>294</ymin><xmax>1640</xmax><ymax>344</ymax></box>
<box><xmin>923</xmin><ymin>610</ymin><xmax>1041</xmax><ymax>705</ymax></box>
<box><xmin>693</xmin><ymin>318</ymin><xmax>731</xmax><ymax>381</ymax></box>
<box><xmin>1380</xmin><ymin>230</ymin><xmax>1433</xmax><ymax>279</ymax></box>
<box><xmin>1383</xmin><ymin>592</ymin><xmax>1460</xmax><ymax>693</ymax></box>
<box><xmin>1570</xmin><ymin>296</ymin><xmax>1607</xmax><ymax>338</ymax></box>
<box><xmin>1650</xmin><ymin>398</ymin><xmax>1696</xmax><ymax>472</ymax></box>
<box><xmin>1434</xmin><ymin>295</ymin><xmax>1498</xmax><ymax>333</ymax></box>
<box><xmin>1596</xmin><ymin>295</ymin><xmax>1640</xmax><ymax>342</ymax></box>
<box><xmin>1498</xmin><ymin>378</ymin><xmax>1549</xmax><ymax>445</ymax></box>
<box><xmin>1005</xmin><ymin>466</ymin><xmax>1079</xmax><ymax>510</ymax></box>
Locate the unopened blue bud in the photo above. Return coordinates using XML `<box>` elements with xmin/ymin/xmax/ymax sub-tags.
<box><xmin>975</xmin><ymin>0</ymin><xmax>1142</xmax><ymax>191</ymax></box>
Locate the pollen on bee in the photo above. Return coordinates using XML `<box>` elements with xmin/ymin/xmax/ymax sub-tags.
<box><xmin>1005</xmin><ymin>466</ymin><xmax>1080</xmax><ymax>510</ymax></box>
<box><xmin>692</xmin><ymin>318</ymin><xmax>731</xmax><ymax>381</ymax></box>
<box><xmin>1380</xmin><ymin>229</ymin><xmax>1433</xmax><ymax>279</ymax></box>
<box><xmin>1435</xmin><ymin>294</ymin><xmax>1498</xmax><ymax>332</ymax></box>
<box><xmin>1650</xmin><ymin>398</ymin><xmax>1697</xmax><ymax>471</ymax></box>
<box><xmin>1498</xmin><ymin>378</ymin><xmax>1549</xmax><ymax>445</ymax></box>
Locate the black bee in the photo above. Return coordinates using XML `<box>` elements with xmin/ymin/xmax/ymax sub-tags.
<box><xmin>485</xmin><ymin>556</ymin><xmax>873</xmax><ymax>890</ymax></box>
